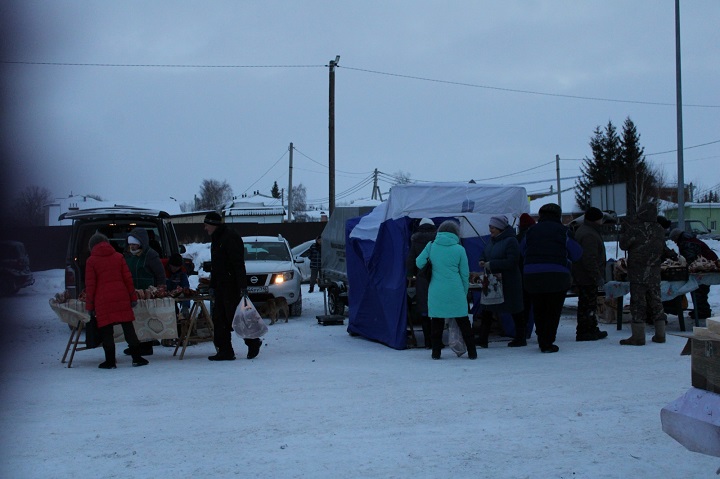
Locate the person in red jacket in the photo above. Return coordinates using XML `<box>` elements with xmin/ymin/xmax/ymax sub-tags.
<box><xmin>84</xmin><ymin>233</ymin><xmax>148</xmax><ymax>369</ymax></box>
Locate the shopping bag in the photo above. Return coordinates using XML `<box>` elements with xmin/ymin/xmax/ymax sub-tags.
<box><xmin>447</xmin><ymin>318</ymin><xmax>467</xmax><ymax>357</ymax></box>
<box><xmin>479</xmin><ymin>271</ymin><xmax>504</xmax><ymax>305</ymax></box>
<box><xmin>232</xmin><ymin>296</ymin><xmax>268</xmax><ymax>339</ymax></box>
<box><xmin>85</xmin><ymin>312</ymin><xmax>102</xmax><ymax>349</ymax></box>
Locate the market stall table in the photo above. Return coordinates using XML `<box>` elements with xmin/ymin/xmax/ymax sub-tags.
<box><xmin>173</xmin><ymin>296</ymin><xmax>214</xmax><ymax>360</ymax></box>
<box><xmin>604</xmin><ymin>272</ymin><xmax>720</xmax><ymax>331</ymax></box>
<box><xmin>51</xmin><ymin>297</ymin><xmax>179</xmax><ymax>367</ymax></box>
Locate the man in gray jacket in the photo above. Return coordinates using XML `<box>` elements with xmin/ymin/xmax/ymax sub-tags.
<box><xmin>572</xmin><ymin>207</ymin><xmax>608</xmax><ymax>341</ymax></box>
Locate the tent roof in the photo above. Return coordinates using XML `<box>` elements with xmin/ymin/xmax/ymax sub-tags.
<box><xmin>350</xmin><ymin>182</ymin><xmax>529</xmax><ymax>241</ymax></box>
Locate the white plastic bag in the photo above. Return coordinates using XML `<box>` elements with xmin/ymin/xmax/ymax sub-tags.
<box><xmin>232</xmin><ymin>296</ymin><xmax>268</xmax><ymax>339</ymax></box>
<box><xmin>447</xmin><ymin>318</ymin><xmax>467</xmax><ymax>357</ymax></box>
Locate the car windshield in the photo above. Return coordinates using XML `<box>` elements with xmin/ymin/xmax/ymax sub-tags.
<box><xmin>244</xmin><ymin>242</ymin><xmax>291</xmax><ymax>261</ymax></box>
<box><xmin>689</xmin><ymin>222</ymin><xmax>710</xmax><ymax>235</ymax></box>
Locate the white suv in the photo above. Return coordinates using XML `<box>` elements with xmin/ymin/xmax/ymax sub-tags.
<box><xmin>243</xmin><ymin>235</ymin><xmax>302</xmax><ymax>316</ymax></box>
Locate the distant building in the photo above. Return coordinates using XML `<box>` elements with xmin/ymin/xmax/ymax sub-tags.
<box><xmin>660</xmin><ymin>201</ymin><xmax>719</xmax><ymax>232</ymax></box>
<box><xmin>221</xmin><ymin>194</ymin><xmax>286</xmax><ymax>224</ymax></box>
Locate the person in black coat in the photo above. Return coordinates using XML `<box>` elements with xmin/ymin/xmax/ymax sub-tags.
<box><xmin>203</xmin><ymin>212</ymin><xmax>257</xmax><ymax>361</ymax></box>
<box><xmin>521</xmin><ymin>203</ymin><xmax>582</xmax><ymax>353</ymax></box>
<box><xmin>405</xmin><ymin>218</ymin><xmax>437</xmax><ymax>349</ymax></box>
<box><xmin>307</xmin><ymin>236</ymin><xmax>323</xmax><ymax>293</ymax></box>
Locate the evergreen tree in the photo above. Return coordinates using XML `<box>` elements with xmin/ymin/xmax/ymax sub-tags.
<box><xmin>575</xmin><ymin>122</ymin><xmax>619</xmax><ymax>210</ymax></box>
<box><xmin>271</xmin><ymin>181</ymin><xmax>281</xmax><ymax>199</ymax></box>
<box><xmin>575</xmin><ymin>118</ymin><xmax>656</xmax><ymax>216</ymax></box>
<box><xmin>619</xmin><ymin>117</ymin><xmax>656</xmax><ymax>216</ymax></box>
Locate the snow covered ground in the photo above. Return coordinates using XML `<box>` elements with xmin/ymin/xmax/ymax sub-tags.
<box><xmin>2</xmin><ymin>240</ymin><xmax>719</xmax><ymax>478</ymax></box>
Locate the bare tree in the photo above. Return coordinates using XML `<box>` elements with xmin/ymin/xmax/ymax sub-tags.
<box><xmin>12</xmin><ymin>185</ymin><xmax>52</xmax><ymax>226</ymax></box>
<box><xmin>392</xmin><ymin>170</ymin><xmax>413</xmax><ymax>185</ymax></box>
<box><xmin>195</xmin><ymin>179</ymin><xmax>233</xmax><ymax>211</ymax></box>
<box><xmin>290</xmin><ymin>184</ymin><xmax>307</xmax><ymax>220</ymax></box>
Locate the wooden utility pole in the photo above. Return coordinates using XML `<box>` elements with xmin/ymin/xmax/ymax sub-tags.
<box><xmin>556</xmin><ymin>154</ymin><xmax>562</xmax><ymax>210</ymax></box>
<box><xmin>287</xmin><ymin>142</ymin><xmax>293</xmax><ymax>222</ymax></box>
<box><xmin>328</xmin><ymin>55</ymin><xmax>340</xmax><ymax>215</ymax></box>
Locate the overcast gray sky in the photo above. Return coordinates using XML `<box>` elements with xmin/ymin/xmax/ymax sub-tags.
<box><xmin>2</xmin><ymin>1</ymin><xmax>719</xmax><ymax>209</ymax></box>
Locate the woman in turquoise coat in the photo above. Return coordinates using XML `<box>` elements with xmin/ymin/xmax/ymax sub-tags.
<box><xmin>416</xmin><ymin>220</ymin><xmax>476</xmax><ymax>360</ymax></box>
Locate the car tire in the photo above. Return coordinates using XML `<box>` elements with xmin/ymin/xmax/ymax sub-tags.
<box><xmin>328</xmin><ymin>288</ymin><xmax>345</xmax><ymax>316</ymax></box>
<box><xmin>290</xmin><ymin>291</ymin><xmax>303</xmax><ymax>317</ymax></box>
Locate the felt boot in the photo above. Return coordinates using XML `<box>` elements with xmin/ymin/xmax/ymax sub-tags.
<box><xmin>620</xmin><ymin>323</ymin><xmax>646</xmax><ymax>346</ymax></box>
<box><xmin>652</xmin><ymin>319</ymin><xmax>666</xmax><ymax>344</ymax></box>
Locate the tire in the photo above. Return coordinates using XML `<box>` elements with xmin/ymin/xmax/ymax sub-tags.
<box><xmin>328</xmin><ymin>289</ymin><xmax>345</xmax><ymax>316</ymax></box>
<box><xmin>289</xmin><ymin>292</ymin><xmax>303</xmax><ymax>316</ymax></box>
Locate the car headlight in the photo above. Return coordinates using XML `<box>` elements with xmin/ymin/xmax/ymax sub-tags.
<box><xmin>272</xmin><ymin>271</ymin><xmax>294</xmax><ymax>284</ymax></box>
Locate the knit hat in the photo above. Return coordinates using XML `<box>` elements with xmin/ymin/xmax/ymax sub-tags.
<box><xmin>419</xmin><ymin>218</ymin><xmax>434</xmax><ymax>226</ymax></box>
<box><xmin>127</xmin><ymin>235</ymin><xmax>142</xmax><ymax>246</ymax></box>
<box><xmin>168</xmin><ymin>253</ymin><xmax>183</xmax><ymax>267</ymax></box>
<box><xmin>489</xmin><ymin>215</ymin><xmax>508</xmax><ymax>230</ymax></box>
<box><xmin>669</xmin><ymin>228</ymin><xmax>683</xmax><ymax>242</ymax></box>
<box><xmin>585</xmin><ymin>207</ymin><xmax>603</xmax><ymax>222</ymax></box>
<box><xmin>204</xmin><ymin>212</ymin><xmax>223</xmax><ymax>226</ymax></box>
<box><xmin>539</xmin><ymin>203</ymin><xmax>562</xmax><ymax>219</ymax></box>
<box><xmin>88</xmin><ymin>232</ymin><xmax>108</xmax><ymax>251</ymax></box>
<box><xmin>518</xmin><ymin>213</ymin><xmax>536</xmax><ymax>229</ymax></box>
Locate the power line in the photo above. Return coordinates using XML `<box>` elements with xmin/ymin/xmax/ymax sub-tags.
<box><xmin>6</xmin><ymin>59</ymin><xmax>719</xmax><ymax>109</ymax></box>
<box><xmin>645</xmin><ymin>138</ymin><xmax>720</xmax><ymax>156</ymax></box>
<box><xmin>0</xmin><ymin>60</ymin><xmax>325</xmax><ymax>68</ymax></box>
<box><xmin>340</xmin><ymin>65</ymin><xmax>720</xmax><ymax>109</ymax></box>
<box><xmin>241</xmin><ymin>149</ymin><xmax>288</xmax><ymax>195</ymax></box>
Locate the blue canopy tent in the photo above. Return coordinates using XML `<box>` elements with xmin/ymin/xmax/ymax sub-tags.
<box><xmin>345</xmin><ymin>182</ymin><xmax>530</xmax><ymax>349</ymax></box>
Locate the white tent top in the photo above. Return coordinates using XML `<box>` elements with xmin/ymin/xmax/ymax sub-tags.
<box><xmin>350</xmin><ymin>182</ymin><xmax>529</xmax><ymax>241</ymax></box>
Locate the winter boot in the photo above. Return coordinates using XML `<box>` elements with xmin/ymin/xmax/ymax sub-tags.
<box><xmin>132</xmin><ymin>356</ymin><xmax>149</xmax><ymax>367</ymax></box>
<box><xmin>98</xmin><ymin>361</ymin><xmax>117</xmax><ymax>369</ymax></box>
<box><xmin>421</xmin><ymin>317</ymin><xmax>432</xmax><ymax>349</ymax></box>
<box><xmin>246</xmin><ymin>338</ymin><xmax>262</xmax><ymax>359</ymax></box>
<box><xmin>619</xmin><ymin>323</ymin><xmax>646</xmax><ymax>346</ymax></box>
<box><xmin>508</xmin><ymin>315</ymin><xmax>527</xmax><ymax>347</ymax></box>
<box><xmin>431</xmin><ymin>321</ymin><xmax>443</xmax><ymax>359</ymax></box>
<box><xmin>208</xmin><ymin>349</ymin><xmax>236</xmax><ymax>361</ymax></box>
<box><xmin>652</xmin><ymin>318</ymin><xmax>666</xmax><ymax>344</ymax></box>
<box><xmin>475</xmin><ymin>316</ymin><xmax>492</xmax><ymax>348</ymax></box>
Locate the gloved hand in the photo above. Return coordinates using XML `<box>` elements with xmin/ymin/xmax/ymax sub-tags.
<box><xmin>89</xmin><ymin>311</ymin><xmax>96</xmax><ymax>320</ymax></box>
<box><xmin>208</xmin><ymin>287</ymin><xmax>215</xmax><ymax>299</ymax></box>
<box><xmin>239</xmin><ymin>288</ymin><xmax>247</xmax><ymax>298</ymax></box>
<box><xmin>131</xmin><ymin>301</ymin><xmax>138</xmax><ymax>308</ymax></box>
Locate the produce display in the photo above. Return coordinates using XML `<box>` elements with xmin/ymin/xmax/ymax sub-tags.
<box><xmin>53</xmin><ymin>285</ymin><xmax>198</xmax><ymax>304</ymax></box>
